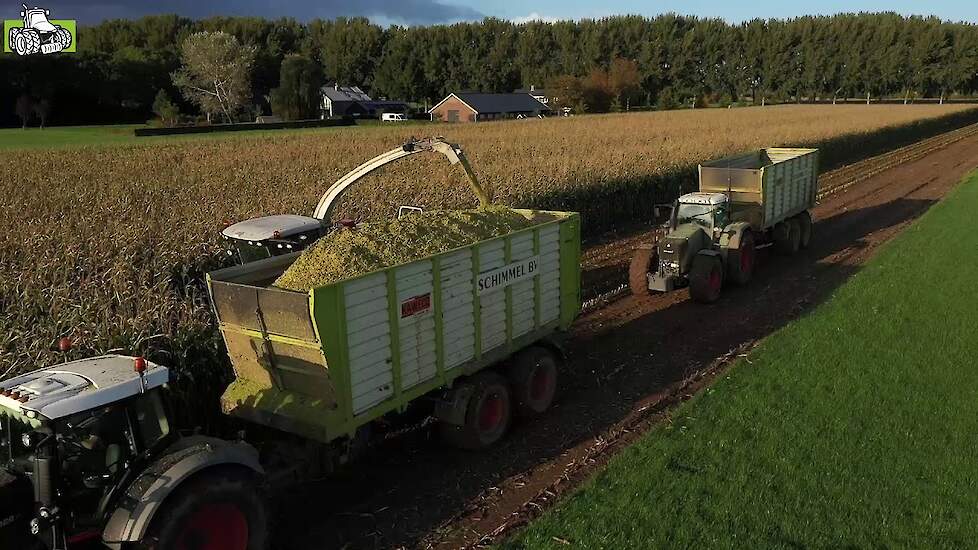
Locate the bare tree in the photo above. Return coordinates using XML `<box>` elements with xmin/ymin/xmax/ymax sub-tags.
<box><xmin>171</xmin><ymin>32</ymin><xmax>255</xmax><ymax>123</ymax></box>
<box><xmin>33</xmin><ymin>99</ymin><xmax>51</xmax><ymax>129</ymax></box>
<box><xmin>15</xmin><ymin>94</ymin><xmax>33</xmax><ymax>129</ymax></box>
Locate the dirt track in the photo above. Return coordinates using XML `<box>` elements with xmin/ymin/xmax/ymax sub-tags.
<box><xmin>276</xmin><ymin>130</ymin><xmax>978</xmax><ymax>550</ymax></box>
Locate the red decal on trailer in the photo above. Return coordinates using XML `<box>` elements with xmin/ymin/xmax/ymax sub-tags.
<box><xmin>401</xmin><ymin>294</ymin><xmax>432</xmax><ymax>318</ymax></box>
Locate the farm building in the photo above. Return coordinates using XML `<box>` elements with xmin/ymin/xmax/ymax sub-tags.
<box><xmin>428</xmin><ymin>92</ymin><xmax>551</xmax><ymax>122</ymax></box>
<box><xmin>320</xmin><ymin>84</ymin><xmax>411</xmax><ymax>119</ymax></box>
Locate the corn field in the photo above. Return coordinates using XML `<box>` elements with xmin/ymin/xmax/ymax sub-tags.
<box><xmin>1</xmin><ymin>104</ymin><xmax>975</xmax><ymax>405</ymax></box>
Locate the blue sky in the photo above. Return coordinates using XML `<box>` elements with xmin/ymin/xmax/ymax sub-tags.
<box><xmin>30</xmin><ymin>0</ymin><xmax>978</xmax><ymax>26</ymax></box>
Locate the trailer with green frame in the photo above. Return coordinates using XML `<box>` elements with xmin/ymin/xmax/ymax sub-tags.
<box><xmin>209</xmin><ymin>208</ymin><xmax>581</xmax><ymax>449</ymax></box>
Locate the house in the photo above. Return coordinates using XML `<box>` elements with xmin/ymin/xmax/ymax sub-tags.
<box><xmin>428</xmin><ymin>93</ymin><xmax>551</xmax><ymax>123</ymax></box>
<box><xmin>513</xmin><ymin>85</ymin><xmax>554</xmax><ymax>106</ymax></box>
<box><xmin>320</xmin><ymin>84</ymin><xmax>410</xmax><ymax>119</ymax></box>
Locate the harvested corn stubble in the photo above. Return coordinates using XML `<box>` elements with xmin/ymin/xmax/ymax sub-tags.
<box><xmin>273</xmin><ymin>206</ymin><xmax>537</xmax><ymax>292</ymax></box>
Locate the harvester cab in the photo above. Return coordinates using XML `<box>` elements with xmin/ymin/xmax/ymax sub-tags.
<box><xmin>221</xmin><ymin>137</ymin><xmax>489</xmax><ymax>265</ymax></box>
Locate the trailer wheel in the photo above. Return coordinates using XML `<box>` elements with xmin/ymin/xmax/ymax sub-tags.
<box><xmin>796</xmin><ymin>211</ymin><xmax>813</xmax><ymax>249</ymax></box>
<box><xmin>138</xmin><ymin>469</ymin><xmax>267</xmax><ymax>550</ymax></box>
<box><xmin>774</xmin><ymin>220</ymin><xmax>801</xmax><ymax>256</ymax></box>
<box><xmin>440</xmin><ymin>371</ymin><xmax>512</xmax><ymax>450</ymax></box>
<box><xmin>689</xmin><ymin>254</ymin><xmax>723</xmax><ymax>303</ymax></box>
<box><xmin>507</xmin><ymin>346</ymin><xmax>559</xmax><ymax>418</ymax></box>
<box><xmin>726</xmin><ymin>231</ymin><xmax>755</xmax><ymax>286</ymax></box>
<box><xmin>629</xmin><ymin>246</ymin><xmax>656</xmax><ymax>296</ymax></box>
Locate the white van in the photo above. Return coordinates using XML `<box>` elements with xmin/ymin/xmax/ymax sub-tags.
<box><xmin>382</xmin><ymin>113</ymin><xmax>408</xmax><ymax>122</ymax></box>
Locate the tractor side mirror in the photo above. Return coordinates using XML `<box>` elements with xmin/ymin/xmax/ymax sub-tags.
<box><xmin>653</xmin><ymin>203</ymin><xmax>674</xmax><ymax>227</ymax></box>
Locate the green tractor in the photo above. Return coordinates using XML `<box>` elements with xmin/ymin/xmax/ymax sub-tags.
<box><xmin>631</xmin><ymin>148</ymin><xmax>819</xmax><ymax>303</ymax></box>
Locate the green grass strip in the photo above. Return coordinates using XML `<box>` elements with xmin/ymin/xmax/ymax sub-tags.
<box><xmin>505</xmin><ymin>173</ymin><xmax>978</xmax><ymax>549</ymax></box>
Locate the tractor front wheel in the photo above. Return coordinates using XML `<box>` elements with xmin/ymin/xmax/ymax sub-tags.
<box><xmin>21</xmin><ymin>29</ymin><xmax>40</xmax><ymax>55</ymax></box>
<box><xmin>629</xmin><ymin>245</ymin><xmax>656</xmax><ymax>296</ymax></box>
<box><xmin>689</xmin><ymin>254</ymin><xmax>723</xmax><ymax>303</ymax></box>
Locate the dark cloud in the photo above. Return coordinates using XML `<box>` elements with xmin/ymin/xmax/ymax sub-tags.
<box><xmin>25</xmin><ymin>0</ymin><xmax>484</xmax><ymax>25</ymax></box>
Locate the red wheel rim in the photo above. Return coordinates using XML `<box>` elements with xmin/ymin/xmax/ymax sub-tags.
<box><xmin>709</xmin><ymin>267</ymin><xmax>721</xmax><ymax>292</ymax></box>
<box><xmin>478</xmin><ymin>393</ymin><xmax>504</xmax><ymax>433</ymax></box>
<box><xmin>529</xmin><ymin>364</ymin><xmax>554</xmax><ymax>402</ymax></box>
<box><xmin>177</xmin><ymin>503</ymin><xmax>249</xmax><ymax>550</ymax></box>
<box><xmin>741</xmin><ymin>244</ymin><xmax>754</xmax><ymax>273</ymax></box>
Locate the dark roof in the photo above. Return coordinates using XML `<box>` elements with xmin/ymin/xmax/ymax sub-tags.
<box><xmin>321</xmin><ymin>84</ymin><xmax>372</xmax><ymax>102</ymax></box>
<box><xmin>514</xmin><ymin>87</ymin><xmax>550</xmax><ymax>97</ymax></box>
<box><xmin>451</xmin><ymin>93</ymin><xmax>550</xmax><ymax>113</ymax></box>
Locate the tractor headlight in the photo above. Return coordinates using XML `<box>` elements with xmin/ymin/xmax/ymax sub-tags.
<box><xmin>21</xmin><ymin>432</ymin><xmax>35</xmax><ymax>449</ymax></box>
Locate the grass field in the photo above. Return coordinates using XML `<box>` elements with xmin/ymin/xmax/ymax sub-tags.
<box><xmin>1</xmin><ymin>105</ymin><xmax>976</xmax><ymax>415</ymax></box>
<box><xmin>503</xmin><ymin>173</ymin><xmax>978</xmax><ymax>549</ymax></box>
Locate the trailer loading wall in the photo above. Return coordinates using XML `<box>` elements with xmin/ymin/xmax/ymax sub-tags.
<box><xmin>207</xmin><ymin>210</ymin><xmax>580</xmax><ymax>444</ymax></box>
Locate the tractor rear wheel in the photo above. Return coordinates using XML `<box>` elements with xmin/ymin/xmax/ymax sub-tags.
<box><xmin>629</xmin><ymin>245</ymin><xmax>656</xmax><ymax>296</ymax></box>
<box><xmin>689</xmin><ymin>254</ymin><xmax>723</xmax><ymax>303</ymax></box>
<box><xmin>506</xmin><ymin>346</ymin><xmax>559</xmax><ymax>418</ymax></box>
<box><xmin>440</xmin><ymin>371</ymin><xmax>512</xmax><ymax>450</ymax></box>
<box><xmin>726</xmin><ymin>231</ymin><xmax>756</xmax><ymax>286</ymax></box>
<box><xmin>139</xmin><ymin>469</ymin><xmax>267</xmax><ymax>550</ymax></box>
<box><xmin>796</xmin><ymin>211</ymin><xmax>813</xmax><ymax>249</ymax></box>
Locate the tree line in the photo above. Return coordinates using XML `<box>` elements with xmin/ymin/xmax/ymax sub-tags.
<box><xmin>2</xmin><ymin>12</ymin><xmax>977</xmax><ymax>127</ymax></box>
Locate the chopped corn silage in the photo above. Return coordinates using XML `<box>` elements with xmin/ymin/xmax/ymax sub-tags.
<box><xmin>273</xmin><ymin>207</ymin><xmax>541</xmax><ymax>292</ymax></box>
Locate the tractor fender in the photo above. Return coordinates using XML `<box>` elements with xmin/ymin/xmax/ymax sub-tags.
<box><xmin>717</xmin><ymin>222</ymin><xmax>752</xmax><ymax>261</ymax></box>
<box><xmin>101</xmin><ymin>436</ymin><xmax>264</xmax><ymax>548</ymax></box>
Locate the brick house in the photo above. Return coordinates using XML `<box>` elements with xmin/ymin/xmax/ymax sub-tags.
<box><xmin>428</xmin><ymin>92</ymin><xmax>551</xmax><ymax>122</ymax></box>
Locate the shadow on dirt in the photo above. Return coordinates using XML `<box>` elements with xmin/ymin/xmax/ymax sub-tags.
<box><xmin>271</xmin><ymin>196</ymin><xmax>936</xmax><ymax>549</ymax></box>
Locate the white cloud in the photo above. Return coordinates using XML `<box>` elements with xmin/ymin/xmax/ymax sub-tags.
<box><xmin>512</xmin><ymin>12</ymin><xmax>560</xmax><ymax>24</ymax></box>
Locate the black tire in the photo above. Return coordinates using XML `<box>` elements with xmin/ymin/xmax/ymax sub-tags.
<box><xmin>506</xmin><ymin>346</ymin><xmax>559</xmax><ymax>418</ymax></box>
<box><xmin>726</xmin><ymin>231</ymin><xmax>756</xmax><ymax>286</ymax></box>
<box><xmin>688</xmin><ymin>254</ymin><xmax>723</xmax><ymax>303</ymax></box>
<box><xmin>22</xmin><ymin>29</ymin><xmax>40</xmax><ymax>55</ymax></box>
<box><xmin>138</xmin><ymin>469</ymin><xmax>267</xmax><ymax>550</ymax></box>
<box><xmin>57</xmin><ymin>28</ymin><xmax>72</xmax><ymax>49</ymax></box>
<box><xmin>774</xmin><ymin>219</ymin><xmax>801</xmax><ymax>256</ymax></box>
<box><xmin>440</xmin><ymin>371</ymin><xmax>512</xmax><ymax>450</ymax></box>
<box><xmin>629</xmin><ymin>246</ymin><xmax>655</xmax><ymax>296</ymax></box>
<box><xmin>796</xmin><ymin>211</ymin><xmax>813</xmax><ymax>249</ymax></box>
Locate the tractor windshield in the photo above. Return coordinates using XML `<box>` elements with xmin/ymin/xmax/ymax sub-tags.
<box><xmin>676</xmin><ymin>203</ymin><xmax>716</xmax><ymax>229</ymax></box>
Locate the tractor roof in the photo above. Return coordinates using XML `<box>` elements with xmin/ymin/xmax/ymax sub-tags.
<box><xmin>679</xmin><ymin>192</ymin><xmax>728</xmax><ymax>206</ymax></box>
<box><xmin>0</xmin><ymin>355</ymin><xmax>168</xmax><ymax>420</ymax></box>
<box><xmin>222</xmin><ymin>215</ymin><xmax>322</xmax><ymax>242</ymax></box>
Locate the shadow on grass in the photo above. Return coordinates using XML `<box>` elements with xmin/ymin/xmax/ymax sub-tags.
<box><xmin>270</xmin><ymin>193</ymin><xmax>939</xmax><ymax>548</ymax></box>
